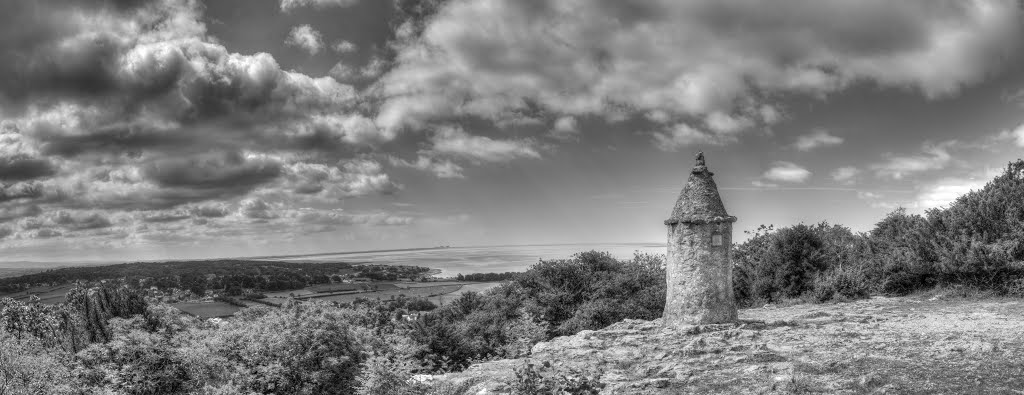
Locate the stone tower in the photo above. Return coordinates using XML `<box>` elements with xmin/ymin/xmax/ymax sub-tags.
<box><xmin>663</xmin><ymin>152</ymin><xmax>738</xmax><ymax>325</ymax></box>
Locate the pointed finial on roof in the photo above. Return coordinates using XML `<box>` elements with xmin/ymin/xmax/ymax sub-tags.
<box><xmin>666</xmin><ymin>150</ymin><xmax>735</xmax><ymax>225</ymax></box>
<box><xmin>692</xmin><ymin>151</ymin><xmax>709</xmax><ymax>174</ymax></box>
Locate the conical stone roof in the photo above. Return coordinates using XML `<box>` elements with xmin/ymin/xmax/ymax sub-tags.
<box><xmin>665</xmin><ymin>152</ymin><xmax>737</xmax><ymax>225</ymax></box>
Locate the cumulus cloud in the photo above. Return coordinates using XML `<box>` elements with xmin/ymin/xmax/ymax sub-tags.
<box><xmin>549</xmin><ymin>116</ymin><xmax>580</xmax><ymax>141</ymax></box>
<box><xmin>285</xmin><ymin>24</ymin><xmax>324</xmax><ymax>55</ymax></box>
<box><xmin>239</xmin><ymin>198</ymin><xmax>277</xmax><ymax>220</ymax></box>
<box><xmin>857</xmin><ymin>191</ymin><xmax>883</xmax><ymax>200</ymax></box>
<box><xmin>332</xmin><ymin>40</ymin><xmax>358</xmax><ymax>54</ymax></box>
<box><xmin>373</xmin><ymin>0</ymin><xmax>1023</xmax><ymax>136</ymax></box>
<box><xmin>831</xmin><ymin>166</ymin><xmax>860</xmax><ymax>184</ymax></box>
<box><xmin>763</xmin><ymin>162</ymin><xmax>812</xmax><ymax>183</ymax></box>
<box><xmin>705</xmin><ymin>112</ymin><xmax>754</xmax><ymax>135</ymax></box>
<box><xmin>190</xmin><ymin>204</ymin><xmax>230</xmax><ymax>218</ymax></box>
<box><xmin>428</xmin><ymin>126</ymin><xmax>539</xmax><ymax>163</ymax></box>
<box><xmin>0</xmin><ymin>0</ymin><xmax>401</xmax><ymax>247</ymax></box>
<box><xmin>914</xmin><ymin>178</ymin><xmax>988</xmax><ymax>209</ymax></box>
<box><xmin>795</xmin><ymin>130</ymin><xmax>844</xmax><ymax>151</ymax></box>
<box><xmin>997</xmin><ymin>123</ymin><xmax>1024</xmax><ymax>147</ymax></box>
<box><xmin>652</xmin><ymin>123</ymin><xmax>729</xmax><ymax>151</ymax></box>
<box><xmin>874</xmin><ymin>142</ymin><xmax>954</xmax><ymax>179</ymax></box>
<box><xmin>391</xmin><ymin>156</ymin><xmax>465</xmax><ymax>179</ymax></box>
<box><xmin>280</xmin><ymin>0</ymin><xmax>360</xmax><ymax>12</ymax></box>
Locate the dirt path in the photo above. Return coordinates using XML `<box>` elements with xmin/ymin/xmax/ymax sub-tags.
<box><xmin>433</xmin><ymin>296</ymin><xmax>1024</xmax><ymax>394</ymax></box>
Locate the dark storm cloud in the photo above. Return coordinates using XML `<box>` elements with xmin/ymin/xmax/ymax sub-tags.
<box><xmin>141</xmin><ymin>212</ymin><xmax>190</xmax><ymax>223</ymax></box>
<box><xmin>33</xmin><ymin>229</ymin><xmax>63</xmax><ymax>239</ymax></box>
<box><xmin>53</xmin><ymin>211</ymin><xmax>113</xmax><ymax>230</ymax></box>
<box><xmin>82</xmin><ymin>189</ymin><xmax>234</xmax><ymax>211</ymax></box>
<box><xmin>0</xmin><ymin>155</ymin><xmax>56</xmax><ymax>181</ymax></box>
<box><xmin>36</xmin><ymin>122</ymin><xmax>191</xmax><ymax>158</ymax></box>
<box><xmin>0</xmin><ymin>183</ymin><xmax>44</xmax><ymax>203</ymax></box>
<box><xmin>240</xmin><ymin>199</ymin><xmax>277</xmax><ymax>220</ymax></box>
<box><xmin>0</xmin><ymin>205</ymin><xmax>43</xmax><ymax>223</ymax></box>
<box><xmin>143</xmin><ymin>151</ymin><xmax>282</xmax><ymax>191</ymax></box>
<box><xmin>0</xmin><ymin>0</ymin><xmax>187</xmax><ymax>108</ymax></box>
<box><xmin>190</xmin><ymin>204</ymin><xmax>229</xmax><ymax>218</ymax></box>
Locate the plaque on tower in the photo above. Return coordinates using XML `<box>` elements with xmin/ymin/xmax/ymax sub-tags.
<box><xmin>663</xmin><ymin>152</ymin><xmax>738</xmax><ymax>325</ymax></box>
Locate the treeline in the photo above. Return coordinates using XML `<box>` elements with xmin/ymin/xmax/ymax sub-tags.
<box><xmin>0</xmin><ymin>260</ymin><xmax>431</xmax><ymax>296</ymax></box>
<box><xmin>455</xmin><ymin>272</ymin><xmax>519</xmax><ymax>281</ymax></box>
<box><xmin>0</xmin><ymin>260</ymin><xmax>354</xmax><ymax>294</ymax></box>
<box><xmin>357</xmin><ymin>265</ymin><xmax>431</xmax><ymax>281</ymax></box>
<box><xmin>733</xmin><ymin>160</ymin><xmax>1024</xmax><ymax>306</ymax></box>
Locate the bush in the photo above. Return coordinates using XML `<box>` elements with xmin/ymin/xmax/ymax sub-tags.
<box><xmin>410</xmin><ymin>252</ymin><xmax>665</xmax><ymax>371</ymax></box>
<box><xmin>513</xmin><ymin>251</ymin><xmax>665</xmax><ymax>337</ymax></box>
<box><xmin>354</xmin><ymin>353</ymin><xmax>426</xmax><ymax>395</ymax></box>
<box><xmin>811</xmin><ymin>267</ymin><xmax>870</xmax><ymax>303</ymax></box>
<box><xmin>510</xmin><ymin>360</ymin><xmax>604</xmax><ymax>395</ymax></box>
<box><xmin>863</xmin><ymin>161</ymin><xmax>1024</xmax><ymax>295</ymax></box>
<box><xmin>733</xmin><ymin>223</ymin><xmax>869</xmax><ymax>306</ymax></box>
<box><xmin>76</xmin><ymin>317</ymin><xmax>196</xmax><ymax>395</ymax></box>
<box><xmin>0</xmin><ymin>334</ymin><xmax>78</xmax><ymax>395</ymax></box>
<box><xmin>204</xmin><ymin>303</ymin><xmax>373</xmax><ymax>394</ymax></box>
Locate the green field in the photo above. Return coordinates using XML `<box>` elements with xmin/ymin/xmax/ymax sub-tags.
<box><xmin>428</xmin><ymin>282</ymin><xmax>501</xmax><ymax>306</ymax></box>
<box><xmin>254</xmin><ymin>282</ymin><xmax>491</xmax><ymax>306</ymax></box>
<box><xmin>0</xmin><ymin>280</ymin><xmax>504</xmax><ymax>314</ymax></box>
<box><xmin>172</xmin><ymin>302</ymin><xmax>243</xmax><ymax>319</ymax></box>
<box><xmin>257</xmin><ymin>282</ymin><xmax>499</xmax><ymax>306</ymax></box>
<box><xmin>0</xmin><ymin>284</ymin><xmax>76</xmax><ymax>305</ymax></box>
<box><xmin>302</xmin><ymin>284</ymin><xmax>464</xmax><ymax>304</ymax></box>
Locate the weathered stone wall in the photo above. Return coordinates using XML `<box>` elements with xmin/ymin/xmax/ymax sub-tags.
<box><xmin>664</xmin><ymin>220</ymin><xmax>737</xmax><ymax>325</ymax></box>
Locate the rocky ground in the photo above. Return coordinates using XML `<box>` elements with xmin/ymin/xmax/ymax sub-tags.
<box><xmin>429</xmin><ymin>295</ymin><xmax>1024</xmax><ymax>394</ymax></box>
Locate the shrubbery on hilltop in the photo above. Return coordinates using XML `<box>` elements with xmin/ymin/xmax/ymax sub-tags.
<box><xmin>411</xmin><ymin>251</ymin><xmax>665</xmax><ymax>370</ymax></box>
<box><xmin>733</xmin><ymin>159</ymin><xmax>1024</xmax><ymax>306</ymax></box>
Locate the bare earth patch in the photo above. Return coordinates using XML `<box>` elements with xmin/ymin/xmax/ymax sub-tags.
<box><xmin>430</xmin><ymin>296</ymin><xmax>1024</xmax><ymax>394</ymax></box>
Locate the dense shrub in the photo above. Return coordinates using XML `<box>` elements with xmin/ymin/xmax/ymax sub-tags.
<box><xmin>510</xmin><ymin>360</ymin><xmax>604</xmax><ymax>395</ymax></box>
<box><xmin>0</xmin><ymin>334</ymin><xmax>77</xmax><ymax>395</ymax></box>
<box><xmin>513</xmin><ymin>251</ymin><xmax>665</xmax><ymax>337</ymax></box>
<box><xmin>733</xmin><ymin>223</ymin><xmax>870</xmax><ymax>306</ymax></box>
<box><xmin>864</xmin><ymin>208</ymin><xmax>937</xmax><ymax>294</ymax></box>
<box><xmin>734</xmin><ymin>160</ymin><xmax>1024</xmax><ymax>303</ymax></box>
<box><xmin>410</xmin><ymin>251</ymin><xmax>665</xmax><ymax>371</ymax></box>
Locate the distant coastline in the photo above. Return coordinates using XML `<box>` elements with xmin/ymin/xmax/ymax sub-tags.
<box><xmin>0</xmin><ymin>242</ymin><xmax>664</xmax><ymax>270</ymax></box>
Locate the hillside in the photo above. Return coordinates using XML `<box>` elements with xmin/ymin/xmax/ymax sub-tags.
<box><xmin>429</xmin><ymin>295</ymin><xmax>1024</xmax><ymax>394</ymax></box>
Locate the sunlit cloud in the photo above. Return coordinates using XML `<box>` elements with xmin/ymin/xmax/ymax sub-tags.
<box><xmin>763</xmin><ymin>162</ymin><xmax>812</xmax><ymax>183</ymax></box>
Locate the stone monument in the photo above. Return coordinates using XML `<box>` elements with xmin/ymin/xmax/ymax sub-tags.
<box><xmin>663</xmin><ymin>151</ymin><xmax>738</xmax><ymax>325</ymax></box>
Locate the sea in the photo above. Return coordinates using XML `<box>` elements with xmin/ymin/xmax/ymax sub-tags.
<box><xmin>271</xmin><ymin>243</ymin><xmax>666</xmax><ymax>277</ymax></box>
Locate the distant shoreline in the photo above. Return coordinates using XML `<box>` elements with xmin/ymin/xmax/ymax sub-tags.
<box><xmin>246</xmin><ymin>242</ymin><xmax>662</xmax><ymax>260</ymax></box>
<box><xmin>0</xmin><ymin>242</ymin><xmax>664</xmax><ymax>269</ymax></box>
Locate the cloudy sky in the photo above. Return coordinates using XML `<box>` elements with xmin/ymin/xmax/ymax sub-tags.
<box><xmin>2</xmin><ymin>0</ymin><xmax>1024</xmax><ymax>262</ymax></box>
